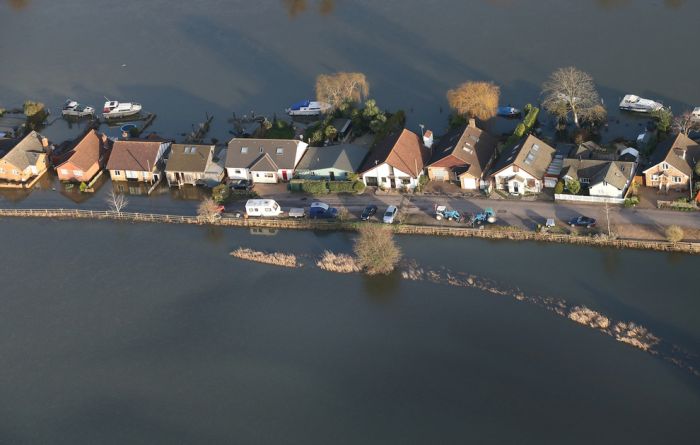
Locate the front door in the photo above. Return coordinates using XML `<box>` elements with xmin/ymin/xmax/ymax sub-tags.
<box><xmin>329</xmin><ymin>171</ymin><xmax>335</xmax><ymax>181</ymax></box>
<box><xmin>512</xmin><ymin>182</ymin><xmax>520</xmax><ymax>194</ymax></box>
<box><xmin>282</xmin><ymin>170</ymin><xmax>288</xmax><ymax>181</ymax></box>
<box><xmin>390</xmin><ymin>178</ymin><xmax>396</xmax><ymax>188</ymax></box>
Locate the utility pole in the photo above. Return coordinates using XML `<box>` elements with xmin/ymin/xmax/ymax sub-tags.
<box><xmin>605</xmin><ymin>201</ymin><xmax>611</xmax><ymax>237</ymax></box>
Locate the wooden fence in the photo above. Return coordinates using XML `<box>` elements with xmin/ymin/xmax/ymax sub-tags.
<box><xmin>1</xmin><ymin>208</ymin><xmax>698</xmax><ymax>254</ymax></box>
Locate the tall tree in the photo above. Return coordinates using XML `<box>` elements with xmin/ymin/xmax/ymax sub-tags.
<box><xmin>353</xmin><ymin>225</ymin><xmax>401</xmax><ymax>275</ymax></box>
<box><xmin>105</xmin><ymin>190</ymin><xmax>128</xmax><ymax>214</ymax></box>
<box><xmin>446</xmin><ymin>81</ymin><xmax>500</xmax><ymax>121</ymax></box>
<box><xmin>673</xmin><ymin>110</ymin><xmax>700</xmax><ymax>134</ymax></box>
<box><xmin>315</xmin><ymin>72</ymin><xmax>369</xmax><ymax>110</ymax></box>
<box><xmin>541</xmin><ymin>67</ymin><xmax>603</xmax><ymax>127</ymax></box>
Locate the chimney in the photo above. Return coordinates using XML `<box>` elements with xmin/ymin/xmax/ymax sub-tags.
<box><xmin>468</xmin><ymin>118</ymin><xmax>476</xmax><ymax>128</ymax></box>
<box><xmin>423</xmin><ymin>130</ymin><xmax>434</xmax><ymax>149</ymax></box>
<box><xmin>41</xmin><ymin>137</ymin><xmax>49</xmax><ymax>148</ymax></box>
<box><xmin>681</xmin><ymin>149</ymin><xmax>686</xmax><ymax>160</ymax></box>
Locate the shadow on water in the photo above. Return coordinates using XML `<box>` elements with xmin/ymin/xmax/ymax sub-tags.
<box><xmin>362</xmin><ymin>271</ymin><xmax>401</xmax><ymax>303</ymax></box>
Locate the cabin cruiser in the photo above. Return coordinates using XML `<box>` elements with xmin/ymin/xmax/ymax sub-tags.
<box><xmin>619</xmin><ymin>94</ymin><xmax>663</xmax><ymax>113</ymax></box>
<box><xmin>286</xmin><ymin>100</ymin><xmax>331</xmax><ymax>116</ymax></box>
<box><xmin>497</xmin><ymin>106</ymin><xmax>520</xmax><ymax>117</ymax></box>
<box><xmin>61</xmin><ymin>100</ymin><xmax>95</xmax><ymax>118</ymax></box>
<box><xmin>102</xmin><ymin>100</ymin><xmax>142</xmax><ymax>119</ymax></box>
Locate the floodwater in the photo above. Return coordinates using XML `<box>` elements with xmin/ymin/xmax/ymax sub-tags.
<box><xmin>2</xmin><ymin>0</ymin><xmax>700</xmax><ymax>143</ymax></box>
<box><xmin>0</xmin><ymin>218</ymin><xmax>698</xmax><ymax>444</ymax></box>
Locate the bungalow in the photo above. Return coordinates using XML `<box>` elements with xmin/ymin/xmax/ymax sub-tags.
<box><xmin>561</xmin><ymin>159</ymin><xmax>636</xmax><ymax>198</ymax></box>
<box><xmin>426</xmin><ymin>119</ymin><xmax>497</xmax><ymax>190</ymax></box>
<box><xmin>359</xmin><ymin>128</ymin><xmax>430</xmax><ymax>190</ymax></box>
<box><xmin>294</xmin><ymin>144</ymin><xmax>369</xmax><ymax>181</ymax></box>
<box><xmin>165</xmin><ymin>144</ymin><xmax>224</xmax><ymax>187</ymax></box>
<box><xmin>0</xmin><ymin>130</ymin><xmax>49</xmax><ymax>185</ymax></box>
<box><xmin>56</xmin><ymin>129</ymin><xmax>110</xmax><ymax>183</ymax></box>
<box><xmin>225</xmin><ymin>138</ymin><xmax>308</xmax><ymax>184</ymax></box>
<box><xmin>490</xmin><ymin>134</ymin><xmax>556</xmax><ymax>195</ymax></box>
<box><xmin>106</xmin><ymin>139</ymin><xmax>170</xmax><ymax>182</ymax></box>
<box><xmin>642</xmin><ymin>133</ymin><xmax>699</xmax><ymax>192</ymax></box>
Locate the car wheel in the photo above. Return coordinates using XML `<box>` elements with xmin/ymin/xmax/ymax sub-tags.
<box><xmin>436</xmin><ymin>215</ymin><xmax>442</xmax><ymax>220</ymax></box>
<box><xmin>587</xmin><ymin>224</ymin><xmax>592</xmax><ymax>228</ymax></box>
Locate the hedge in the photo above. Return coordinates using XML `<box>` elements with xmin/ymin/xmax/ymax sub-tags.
<box><xmin>301</xmin><ymin>180</ymin><xmax>329</xmax><ymax>194</ymax></box>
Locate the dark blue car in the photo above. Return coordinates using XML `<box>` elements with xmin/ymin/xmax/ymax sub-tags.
<box><xmin>309</xmin><ymin>202</ymin><xmax>338</xmax><ymax>219</ymax></box>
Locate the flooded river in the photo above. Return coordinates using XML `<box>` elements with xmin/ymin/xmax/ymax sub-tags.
<box><xmin>0</xmin><ymin>218</ymin><xmax>698</xmax><ymax>444</ymax></box>
<box><xmin>1</xmin><ymin>0</ymin><xmax>700</xmax><ymax>142</ymax></box>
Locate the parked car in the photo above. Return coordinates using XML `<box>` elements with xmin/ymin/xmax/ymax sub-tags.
<box><xmin>360</xmin><ymin>205</ymin><xmax>377</xmax><ymax>221</ymax></box>
<box><xmin>309</xmin><ymin>201</ymin><xmax>338</xmax><ymax>219</ymax></box>
<box><xmin>383</xmin><ymin>205</ymin><xmax>398</xmax><ymax>224</ymax></box>
<box><xmin>569</xmin><ymin>216</ymin><xmax>596</xmax><ymax>228</ymax></box>
<box><xmin>230</xmin><ymin>179</ymin><xmax>253</xmax><ymax>191</ymax></box>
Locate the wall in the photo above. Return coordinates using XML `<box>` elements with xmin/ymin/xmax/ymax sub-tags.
<box><xmin>493</xmin><ymin>166</ymin><xmax>540</xmax><ymax>193</ymax></box>
<box><xmin>362</xmin><ymin>163</ymin><xmax>418</xmax><ymax>189</ymax></box>
<box><xmin>554</xmin><ymin>194</ymin><xmax>625</xmax><ymax>204</ymax></box>
<box><xmin>0</xmin><ymin>153</ymin><xmax>47</xmax><ymax>183</ymax></box>
<box><xmin>57</xmin><ymin>161</ymin><xmax>100</xmax><ymax>183</ymax></box>
<box><xmin>588</xmin><ymin>182</ymin><xmax>625</xmax><ymax>198</ymax></box>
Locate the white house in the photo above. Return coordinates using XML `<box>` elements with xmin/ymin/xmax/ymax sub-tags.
<box><xmin>359</xmin><ymin>128</ymin><xmax>430</xmax><ymax>190</ymax></box>
<box><xmin>561</xmin><ymin>159</ymin><xmax>637</xmax><ymax>198</ymax></box>
<box><xmin>225</xmin><ymin>138</ymin><xmax>308</xmax><ymax>184</ymax></box>
<box><xmin>489</xmin><ymin>135</ymin><xmax>556</xmax><ymax>195</ymax></box>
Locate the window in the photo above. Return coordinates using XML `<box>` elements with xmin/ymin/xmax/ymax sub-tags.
<box><xmin>259</xmin><ymin>147</ymin><xmax>264</xmax><ymax>153</ymax></box>
<box><xmin>265</xmin><ymin>173</ymin><xmax>274</xmax><ymax>178</ymax></box>
<box><xmin>651</xmin><ymin>174</ymin><xmax>659</xmax><ymax>181</ymax></box>
<box><xmin>234</xmin><ymin>169</ymin><xmax>241</xmax><ymax>174</ymax></box>
<box><xmin>241</xmin><ymin>147</ymin><xmax>248</xmax><ymax>154</ymax></box>
<box><xmin>114</xmin><ymin>170</ymin><xmax>121</xmax><ymax>176</ymax></box>
<box><xmin>256</xmin><ymin>173</ymin><xmax>260</xmax><ymax>177</ymax></box>
<box><xmin>673</xmin><ymin>176</ymin><xmax>682</xmax><ymax>183</ymax></box>
<box><xmin>580</xmin><ymin>178</ymin><xmax>590</xmax><ymax>184</ymax></box>
<box><xmin>12</xmin><ymin>169</ymin><xmax>19</xmax><ymax>175</ymax></box>
<box><xmin>60</xmin><ymin>169</ymin><xmax>69</xmax><ymax>175</ymax></box>
<box><xmin>276</xmin><ymin>148</ymin><xmax>284</xmax><ymax>155</ymax></box>
<box><xmin>513</xmin><ymin>166</ymin><xmax>520</xmax><ymax>173</ymax></box>
<box><xmin>401</xmin><ymin>178</ymin><xmax>411</xmax><ymax>185</ymax></box>
<box><xmin>382</xmin><ymin>177</ymin><xmax>388</xmax><ymax>183</ymax></box>
<box><xmin>73</xmin><ymin>170</ymin><xmax>83</xmax><ymax>177</ymax></box>
<box><xmin>662</xmin><ymin>163</ymin><xmax>669</xmax><ymax>170</ymax></box>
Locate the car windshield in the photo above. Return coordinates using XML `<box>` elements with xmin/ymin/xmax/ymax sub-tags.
<box><xmin>384</xmin><ymin>210</ymin><xmax>393</xmax><ymax>217</ymax></box>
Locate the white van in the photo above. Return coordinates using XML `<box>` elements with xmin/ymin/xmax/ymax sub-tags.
<box><xmin>245</xmin><ymin>199</ymin><xmax>283</xmax><ymax>217</ymax></box>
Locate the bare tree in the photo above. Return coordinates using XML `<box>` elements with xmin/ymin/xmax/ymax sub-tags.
<box><xmin>315</xmin><ymin>72</ymin><xmax>369</xmax><ymax>109</ymax></box>
<box><xmin>105</xmin><ymin>190</ymin><xmax>128</xmax><ymax>214</ymax></box>
<box><xmin>198</xmin><ymin>198</ymin><xmax>223</xmax><ymax>223</ymax></box>
<box><xmin>673</xmin><ymin>110</ymin><xmax>700</xmax><ymax>134</ymax></box>
<box><xmin>541</xmin><ymin>67</ymin><xmax>603</xmax><ymax>127</ymax></box>
<box><xmin>446</xmin><ymin>81</ymin><xmax>500</xmax><ymax>121</ymax></box>
<box><xmin>353</xmin><ymin>225</ymin><xmax>401</xmax><ymax>275</ymax></box>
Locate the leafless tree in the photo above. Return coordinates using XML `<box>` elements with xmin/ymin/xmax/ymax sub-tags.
<box><xmin>673</xmin><ymin>110</ymin><xmax>700</xmax><ymax>134</ymax></box>
<box><xmin>197</xmin><ymin>198</ymin><xmax>222</xmax><ymax>223</ymax></box>
<box><xmin>541</xmin><ymin>67</ymin><xmax>604</xmax><ymax>127</ymax></box>
<box><xmin>353</xmin><ymin>225</ymin><xmax>402</xmax><ymax>275</ymax></box>
<box><xmin>105</xmin><ymin>190</ymin><xmax>128</xmax><ymax>214</ymax></box>
<box><xmin>447</xmin><ymin>81</ymin><xmax>500</xmax><ymax>121</ymax></box>
<box><xmin>315</xmin><ymin>72</ymin><xmax>369</xmax><ymax>110</ymax></box>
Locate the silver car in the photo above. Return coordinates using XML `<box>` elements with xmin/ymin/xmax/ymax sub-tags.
<box><xmin>383</xmin><ymin>205</ymin><xmax>398</xmax><ymax>224</ymax></box>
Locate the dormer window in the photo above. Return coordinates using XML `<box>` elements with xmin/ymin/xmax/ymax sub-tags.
<box><xmin>276</xmin><ymin>148</ymin><xmax>284</xmax><ymax>155</ymax></box>
<box><xmin>241</xmin><ymin>147</ymin><xmax>248</xmax><ymax>154</ymax></box>
<box><xmin>259</xmin><ymin>147</ymin><xmax>264</xmax><ymax>153</ymax></box>
<box><xmin>662</xmin><ymin>162</ymin><xmax>669</xmax><ymax>170</ymax></box>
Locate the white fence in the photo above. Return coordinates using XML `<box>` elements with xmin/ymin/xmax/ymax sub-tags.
<box><xmin>554</xmin><ymin>194</ymin><xmax>625</xmax><ymax>205</ymax></box>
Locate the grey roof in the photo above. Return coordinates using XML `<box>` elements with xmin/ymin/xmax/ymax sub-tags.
<box><xmin>562</xmin><ymin>159</ymin><xmax>636</xmax><ymax>190</ymax></box>
<box><xmin>0</xmin><ymin>130</ymin><xmax>46</xmax><ymax>170</ymax></box>
<box><xmin>491</xmin><ymin>134</ymin><xmax>556</xmax><ymax>179</ymax></box>
<box><xmin>226</xmin><ymin>138</ymin><xmax>305</xmax><ymax>170</ymax></box>
<box><xmin>296</xmin><ymin>144</ymin><xmax>369</xmax><ymax>173</ymax></box>
<box><xmin>249</xmin><ymin>153</ymin><xmax>278</xmax><ymax>172</ymax></box>
<box><xmin>165</xmin><ymin>144</ymin><xmax>214</xmax><ymax>173</ymax></box>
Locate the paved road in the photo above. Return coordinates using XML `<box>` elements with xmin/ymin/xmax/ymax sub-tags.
<box><xmin>2</xmin><ymin>186</ymin><xmax>699</xmax><ymax>231</ymax></box>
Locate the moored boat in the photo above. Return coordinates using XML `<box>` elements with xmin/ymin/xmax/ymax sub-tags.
<box><xmin>286</xmin><ymin>100</ymin><xmax>331</xmax><ymax>116</ymax></box>
<box><xmin>691</xmin><ymin>107</ymin><xmax>700</xmax><ymax>122</ymax></box>
<box><xmin>497</xmin><ymin>105</ymin><xmax>520</xmax><ymax>117</ymax></box>
<box><xmin>619</xmin><ymin>94</ymin><xmax>663</xmax><ymax>113</ymax></box>
<box><xmin>102</xmin><ymin>100</ymin><xmax>142</xmax><ymax>119</ymax></box>
<box><xmin>62</xmin><ymin>100</ymin><xmax>95</xmax><ymax>118</ymax></box>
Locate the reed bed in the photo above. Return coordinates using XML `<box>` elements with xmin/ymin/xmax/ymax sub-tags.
<box><xmin>316</xmin><ymin>251</ymin><xmax>361</xmax><ymax>273</ymax></box>
<box><xmin>230</xmin><ymin>248</ymin><xmax>299</xmax><ymax>268</ymax></box>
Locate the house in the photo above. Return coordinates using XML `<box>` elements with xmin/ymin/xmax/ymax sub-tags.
<box><xmin>165</xmin><ymin>144</ymin><xmax>224</xmax><ymax>187</ymax></box>
<box><xmin>561</xmin><ymin>159</ymin><xmax>637</xmax><ymax>198</ymax></box>
<box><xmin>294</xmin><ymin>144</ymin><xmax>369</xmax><ymax>181</ymax></box>
<box><xmin>0</xmin><ymin>130</ymin><xmax>49</xmax><ymax>185</ymax></box>
<box><xmin>359</xmin><ymin>128</ymin><xmax>430</xmax><ymax>190</ymax></box>
<box><xmin>225</xmin><ymin>138</ymin><xmax>308</xmax><ymax>183</ymax></box>
<box><xmin>56</xmin><ymin>129</ymin><xmax>110</xmax><ymax>183</ymax></box>
<box><xmin>642</xmin><ymin>133</ymin><xmax>700</xmax><ymax>192</ymax></box>
<box><xmin>106</xmin><ymin>139</ymin><xmax>170</xmax><ymax>182</ymax></box>
<box><xmin>490</xmin><ymin>134</ymin><xmax>556</xmax><ymax>195</ymax></box>
<box><xmin>426</xmin><ymin>119</ymin><xmax>497</xmax><ymax>190</ymax></box>
<box><xmin>331</xmin><ymin>118</ymin><xmax>352</xmax><ymax>142</ymax></box>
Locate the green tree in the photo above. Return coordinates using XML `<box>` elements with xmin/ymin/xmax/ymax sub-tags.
<box><xmin>694</xmin><ymin>162</ymin><xmax>700</xmax><ymax>178</ymax></box>
<box><xmin>566</xmin><ymin>179</ymin><xmax>581</xmax><ymax>195</ymax></box>
<box><xmin>212</xmin><ymin>184</ymin><xmax>230</xmax><ymax>204</ymax></box>
<box><xmin>651</xmin><ymin>108</ymin><xmax>673</xmax><ymax>132</ymax></box>
<box><xmin>554</xmin><ymin>180</ymin><xmax>565</xmax><ymax>194</ymax></box>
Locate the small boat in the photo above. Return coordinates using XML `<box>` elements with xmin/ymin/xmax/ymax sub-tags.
<box><xmin>62</xmin><ymin>99</ymin><xmax>95</xmax><ymax>118</ymax></box>
<box><xmin>102</xmin><ymin>100</ymin><xmax>142</xmax><ymax>119</ymax></box>
<box><xmin>497</xmin><ymin>106</ymin><xmax>520</xmax><ymax>117</ymax></box>
<box><xmin>619</xmin><ymin>94</ymin><xmax>663</xmax><ymax>113</ymax></box>
<box><xmin>691</xmin><ymin>107</ymin><xmax>700</xmax><ymax>122</ymax></box>
<box><xmin>286</xmin><ymin>100</ymin><xmax>331</xmax><ymax>116</ymax></box>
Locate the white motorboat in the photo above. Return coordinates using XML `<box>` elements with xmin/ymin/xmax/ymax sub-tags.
<box><xmin>619</xmin><ymin>94</ymin><xmax>663</xmax><ymax>113</ymax></box>
<box><xmin>286</xmin><ymin>100</ymin><xmax>331</xmax><ymax>116</ymax></box>
<box><xmin>691</xmin><ymin>107</ymin><xmax>700</xmax><ymax>122</ymax></box>
<box><xmin>62</xmin><ymin>99</ymin><xmax>95</xmax><ymax>118</ymax></box>
<box><xmin>102</xmin><ymin>100</ymin><xmax>142</xmax><ymax>119</ymax></box>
